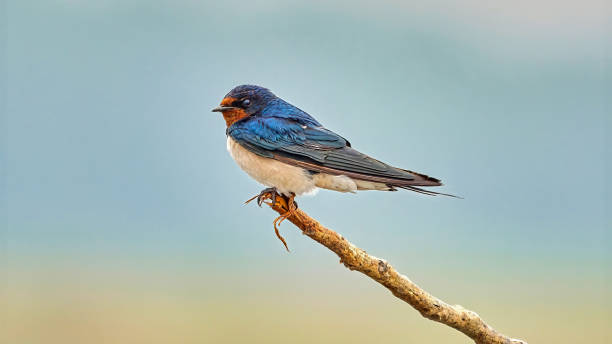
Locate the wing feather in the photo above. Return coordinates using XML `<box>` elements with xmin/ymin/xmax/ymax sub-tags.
<box><xmin>228</xmin><ymin>117</ymin><xmax>442</xmax><ymax>188</ymax></box>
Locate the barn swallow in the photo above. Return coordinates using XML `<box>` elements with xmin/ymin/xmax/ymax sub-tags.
<box><xmin>213</xmin><ymin>85</ymin><xmax>453</xmax><ymax>250</ymax></box>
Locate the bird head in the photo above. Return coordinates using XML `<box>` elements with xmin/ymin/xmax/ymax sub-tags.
<box><xmin>212</xmin><ymin>85</ymin><xmax>276</xmax><ymax>127</ymax></box>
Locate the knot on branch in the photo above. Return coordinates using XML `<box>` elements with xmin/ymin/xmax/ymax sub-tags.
<box><xmin>302</xmin><ymin>224</ymin><xmax>316</xmax><ymax>236</ymax></box>
<box><xmin>378</xmin><ymin>259</ymin><xmax>390</xmax><ymax>277</ymax></box>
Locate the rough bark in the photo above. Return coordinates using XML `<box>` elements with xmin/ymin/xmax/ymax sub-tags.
<box><xmin>262</xmin><ymin>195</ymin><xmax>527</xmax><ymax>344</ymax></box>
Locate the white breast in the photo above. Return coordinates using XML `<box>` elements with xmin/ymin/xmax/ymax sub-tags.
<box><xmin>227</xmin><ymin>137</ymin><xmax>317</xmax><ymax>196</ymax></box>
<box><xmin>226</xmin><ymin>137</ymin><xmax>392</xmax><ymax>196</ymax></box>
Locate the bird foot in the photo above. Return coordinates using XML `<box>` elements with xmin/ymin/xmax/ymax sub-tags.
<box><xmin>245</xmin><ymin>187</ymin><xmax>278</xmax><ymax>207</ymax></box>
<box><xmin>272</xmin><ymin>193</ymin><xmax>298</xmax><ymax>252</ymax></box>
<box><xmin>245</xmin><ymin>189</ymin><xmax>298</xmax><ymax>252</ymax></box>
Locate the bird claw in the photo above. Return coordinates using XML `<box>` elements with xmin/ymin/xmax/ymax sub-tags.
<box><xmin>245</xmin><ymin>189</ymin><xmax>298</xmax><ymax>252</ymax></box>
<box><xmin>258</xmin><ymin>189</ymin><xmax>277</xmax><ymax>207</ymax></box>
<box><xmin>272</xmin><ymin>193</ymin><xmax>298</xmax><ymax>252</ymax></box>
<box><xmin>245</xmin><ymin>187</ymin><xmax>278</xmax><ymax>207</ymax></box>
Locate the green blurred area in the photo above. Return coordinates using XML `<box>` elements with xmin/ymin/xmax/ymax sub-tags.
<box><xmin>1</xmin><ymin>0</ymin><xmax>609</xmax><ymax>343</ymax></box>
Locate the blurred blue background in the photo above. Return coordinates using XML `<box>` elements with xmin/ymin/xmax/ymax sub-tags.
<box><xmin>2</xmin><ymin>1</ymin><xmax>609</xmax><ymax>343</ymax></box>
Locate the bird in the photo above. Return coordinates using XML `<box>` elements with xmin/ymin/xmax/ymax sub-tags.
<box><xmin>212</xmin><ymin>85</ymin><xmax>453</xmax><ymax>250</ymax></box>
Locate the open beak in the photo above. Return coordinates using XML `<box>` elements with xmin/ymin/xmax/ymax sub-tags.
<box><xmin>211</xmin><ymin>106</ymin><xmax>237</xmax><ymax>112</ymax></box>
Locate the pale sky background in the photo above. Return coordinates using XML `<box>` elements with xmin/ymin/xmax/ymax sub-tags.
<box><xmin>2</xmin><ymin>1</ymin><xmax>609</xmax><ymax>343</ymax></box>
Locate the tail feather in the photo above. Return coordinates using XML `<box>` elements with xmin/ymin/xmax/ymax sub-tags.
<box><xmin>396</xmin><ymin>185</ymin><xmax>461</xmax><ymax>198</ymax></box>
<box><xmin>397</xmin><ymin>168</ymin><xmax>442</xmax><ymax>186</ymax></box>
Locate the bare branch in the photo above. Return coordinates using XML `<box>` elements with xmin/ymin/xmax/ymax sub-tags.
<box><xmin>263</xmin><ymin>196</ymin><xmax>527</xmax><ymax>344</ymax></box>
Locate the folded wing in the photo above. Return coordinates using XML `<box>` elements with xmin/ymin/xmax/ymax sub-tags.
<box><xmin>228</xmin><ymin>117</ymin><xmax>442</xmax><ymax>188</ymax></box>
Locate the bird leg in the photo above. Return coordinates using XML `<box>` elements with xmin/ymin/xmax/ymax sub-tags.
<box><xmin>274</xmin><ymin>193</ymin><xmax>298</xmax><ymax>227</ymax></box>
<box><xmin>245</xmin><ymin>189</ymin><xmax>298</xmax><ymax>252</ymax></box>
<box><xmin>244</xmin><ymin>187</ymin><xmax>278</xmax><ymax>207</ymax></box>
<box><xmin>271</xmin><ymin>193</ymin><xmax>299</xmax><ymax>252</ymax></box>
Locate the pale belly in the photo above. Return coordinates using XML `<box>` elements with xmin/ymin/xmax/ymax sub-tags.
<box><xmin>226</xmin><ymin>137</ymin><xmax>391</xmax><ymax>195</ymax></box>
<box><xmin>227</xmin><ymin>137</ymin><xmax>317</xmax><ymax>196</ymax></box>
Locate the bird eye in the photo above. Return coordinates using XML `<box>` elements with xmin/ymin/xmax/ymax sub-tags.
<box><xmin>241</xmin><ymin>99</ymin><xmax>251</xmax><ymax>107</ymax></box>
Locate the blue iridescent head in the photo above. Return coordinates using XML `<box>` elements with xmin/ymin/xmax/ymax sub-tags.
<box><xmin>212</xmin><ymin>85</ymin><xmax>277</xmax><ymax>116</ymax></box>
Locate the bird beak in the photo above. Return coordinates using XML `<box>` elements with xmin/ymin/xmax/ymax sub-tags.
<box><xmin>211</xmin><ymin>106</ymin><xmax>238</xmax><ymax>112</ymax></box>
